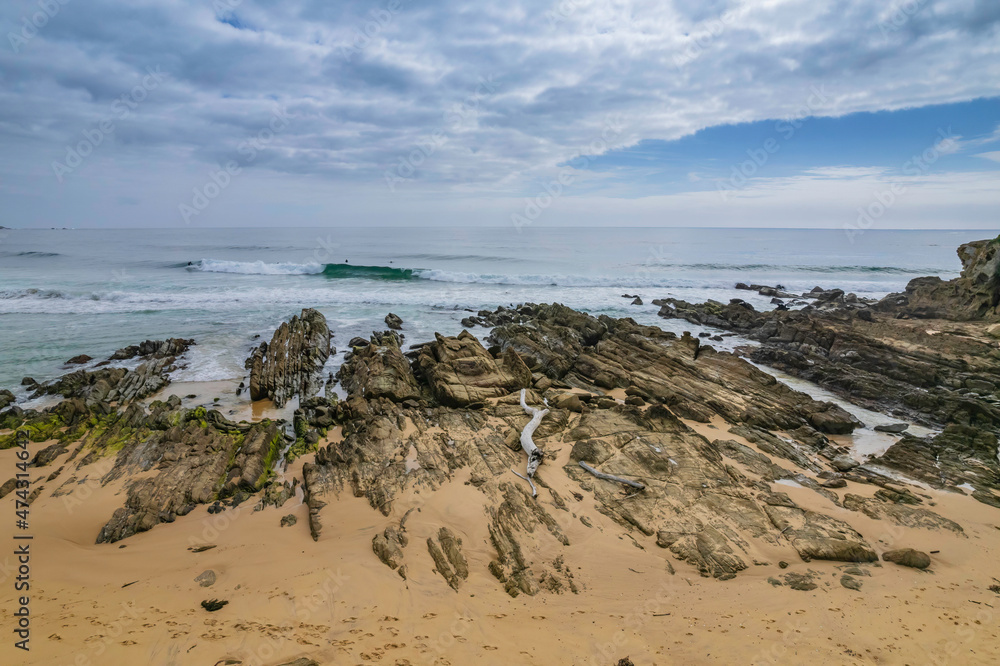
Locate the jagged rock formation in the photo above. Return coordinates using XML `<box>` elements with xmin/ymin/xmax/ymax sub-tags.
<box><xmin>372</xmin><ymin>521</ymin><xmax>409</xmax><ymax>578</ymax></box>
<box><xmin>293</xmin><ymin>302</ymin><xmax>971</xmax><ymax>596</ymax></box>
<box><xmin>656</xmin><ymin>237</ymin><xmax>1000</xmax><ymax>508</ymax></box>
<box><xmin>93</xmin><ymin>407</ymin><xmax>281</xmax><ymax>543</ymax></box>
<box><xmin>28</xmin><ymin>339</ymin><xmax>194</xmax><ymax>406</ymax></box>
<box><xmin>246</xmin><ymin>308</ymin><xmax>331</xmax><ymax>407</ymax></box>
<box><xmin>336</xmin><ymin>331</ymin><xmax>419</xmax><ymax>402</ymax></box>
<box><xmin>876</xmin><ymin>236</ymin><xmax>1000</xmax><ymax>321</ymax></box>
<box><xmin>414</xmin><ymin>330</ymin><xmax>532</xmax><ymax>406</ymax></box>
<box><xmin>427</xmin><ymin>526</ymin><xmax>469</xmax><ymax>590</ymax></box>
<box><xmin>109</xmin><ymin>338</ymin><xmax>195</xmax><ymax>361</ymax></box>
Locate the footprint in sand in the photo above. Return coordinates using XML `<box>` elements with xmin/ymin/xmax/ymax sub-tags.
<box><xmin>487</xmin><ymin>613</ymin><xmax>506</xmax><ymax>619</ymax></box>
<box><xmin>531</xmin><ymin>615</ymin><xmax>546</xmax><ymax>620</ymax></box>
<box><xmin>422</xmin><ymin>612</ymin><xmax>437</xmax><ymax>619</ymax></box>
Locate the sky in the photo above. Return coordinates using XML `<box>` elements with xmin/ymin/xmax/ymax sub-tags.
<box><xmin>0</xmin><ymin>0</ymin><xmax>998</xmax><ymax>229</ymax></box>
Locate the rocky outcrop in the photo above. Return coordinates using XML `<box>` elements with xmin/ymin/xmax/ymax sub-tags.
<box><xmin>874</xmin><ymin>425</ymin><xmax>1000</xmax><ymax>505</ymax></box>
<box><xmin>427</xmin><ymin>526</ymin><xmax>469</xmax><ymax>590</ymax></box>
<box><xmin>295</xmin><ymin>303</ymin><xmax>933</xmax><ymax>595</ymax></box>
<box><xmin>337</xmin><ymin>331</ymin><xmax>420</xmax><ymax>402</ymax></box>
<box><xmin>415</xmin><ymin>331</ymin><xmax>532</xmax><ymax>407</ymax></box>
<box><xmin>96</xmin><ymin>413</ymin><xmax>282</xmax><ymax>543</ymax></box>
<box><xmin>875</xmin><ymin>237</ymin><xmax>1000</xmax><ymax>321</ymax></box>
<box><xmin>655</xmin><ymin>238</ymin><xmax>1000</xmax><ymax>509</ymax></box>
<box><xmin>372</xmin><ymin>521</ymin><xmax>409</xmax><ymax>579</ymax></box>
<box><xmin>109</xmin><ymin>338</ymin><xmax>194</xmax><ymax>361</ymax></box>
<box><xmin>29</xmin><ymin>339</ymin><xmax>193</xmax><ymax>407</ymax></box>
<box><xmin>246</xmin><ymin>309</ymin><xmax>331</xmax><ymax>407</ymax></box>
<box><xmin>10</xmin><ymin>283</ymin><xmax>988</xmax><ymax>601</ymax></box>
<box><xmin>882</xmin><ymin>548</ymin><xmax>932</xmax><ymax>569</ymax></box>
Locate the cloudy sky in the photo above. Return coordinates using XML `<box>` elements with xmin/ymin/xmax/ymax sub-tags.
<box><xmin>1</xmin><ymin>0</ymin><xmax>998</xmax><ymax>228</ymax></box>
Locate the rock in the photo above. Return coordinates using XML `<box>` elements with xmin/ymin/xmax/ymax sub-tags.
<box><xmin>338</xmin><ymin>332</ymin><xmax>420</xmax><ymax>403</ymax></box>
<box><xmin>552</xmin><ymin>393</ymin><xmax>584</xmax><ymax>413</ymax></box>
<box><xmin>842</xmin><ymin>493</ymin><xmax>962</xmax><ymax>533</ymax></box>
<box><xmin>0</xmin><ymin>389</ymin><xmax>14</xmax><ymax>410</ymax></box>
<box><xmin>257</xmin><ymin>480</ymin><xmax>296</xmax><ymax>511</ymax></box>
<box><xmin>966</xmin><ymin>379</ymin><xmax>995</xmax><ymax>394</ymax></box>
<box><xmin>807</xmin><ymin>404</ymin><xmax>860</xmax><ymax>435</ymax></box>
<box><xmin>96</xmin><ymin>420</ymin><xmax>282</xmax><ymax>543</ymax></box>
<box><xmin>348</xmin><ymin>336</ymin><xmax>369</xmax><ymax>348</ymax></box>
<box><xmin>840</xmin><ymin>574</ymin><xmax>862</xmax><ymax>590</ymax></box>
<box><xmin>875</xmin><ymin>426</ymin><xmax>1000</xmax><ymax>506</ymax></box>
<box><xmin>0</xmin><ymin>478</ymin><xmax>17</xmax><ymax>499</ymax></box>
<box><xmin>657</xmin><ymin>526</ymin><xmax>748</xmax><ymax>579</ymax></box>
<box><xmin>882</xmin><ymin>548</ymin><xmax>931</xmax><ymax>569</ymax></box>
<box><xmin>31</xmin><ymin>354</ymin><xmax>182</xmax><ymax>406</ymax></box>
<box><xmin>783</xmin><ymin>572</ymin><xmax>817</xmax><ymax>591</ymax></box>
<box><xmin>30</xmin><ymin>441</ymin><xmax>67</xmax><ymax>467</ymax></box>
<box><xmin>195</xmin><ymin>570</ymin><xmax>216</xmax><ymax>587</ymax></box>
<box><xmin>427</xmin><ymin>526</ymin><xmax>469</xmax><ymax>590</ymax></box>
<box><xmin>385</xmin><ymin>312</ymin><xmax>403</xmax><ymax>330</ymax></box>
<box><xmin>875</xmin><ymin>237</ymin><xmax>1000</xmax><ymax>321</ymax></box>
<box><xmin>533</xmin><ymin>375</ymin><xmax>553</xmax><ymax>392</ymax></box>
<box><xmin>657</xmin><ymin>244</ymin><xmax>1000</xmax><ymax>444</ymax></box>
<box><xmin>275</xmin><ymin>660</ymin><xmax>320</xmax><ymax>666</ymax></box>
<box><xmin>820</xmin><ymin>478</ymin><xmax>847</xmax><ymax>489</ymax></box>
<box><xmin>624</xmin><ymin>395</ymin><xmax>645</xmax><ymax>407</ymax></box>
<box><xmin>874</xmin><ymin>423</ymin><xmax>909</xmax><ymax>433</ymax></box>
<box><xmin>280</xmin><ymin>514</ymin><xmax>297</xmax><ymax>527</ymax></box>
<box><xmin>109</xmin><ymin>339</ymin><xmax>194</xmax><ymax>361</ymax></box>
<box><xmin>630</xmin><ymin>297</ymin><xmax>643</xmax><ymax>305</ymax></box>
<box><xmin>201</xmin><ymin>599</ymin><xmax>228</xmax><ymax>612</ymax></box>
<box><xmin>830</xmin><ymin>455</ymin><xmax>861</xmax><ymax>472</ymax></box>
<box><xmin>373</xmin><ymin>524</ymin><xmax>408</xmax><ymax>573</ymax></box>
<box><xmin>415</xmin><ymin>331</ymin><xmax>531</xmax><ymax>407</ymax></box>
<box><xmin>246</xmin><ymin>309</ymin><xmax>331</xmax><ymax>407</ymax></box>
<box><xmin>66</xmin><ymin>354</ymin><xmax>93</xmax><ymax>365</ymax></box>
<box><xmin>762</xmin><ymin>498</ymin><xmax>877</xmax><ymax>563</ymax></box>
<box><xmin>21</xmin><ymin>377</ymin><xmax>37</xmax><ymax>386</ymax></box>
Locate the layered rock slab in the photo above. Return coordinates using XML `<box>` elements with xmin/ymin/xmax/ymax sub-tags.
<box><xmin>247</xmin><ymin>308</ymin><xmax>331</xmax><ymax>407</ymax></box>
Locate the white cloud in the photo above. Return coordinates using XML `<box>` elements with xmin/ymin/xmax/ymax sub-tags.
<box><xmin>975</xmin><ymin>151</ymin><xmax>1000</xmax><ymax>163</ymax></box>
<box><xmin>0</xmin><ymin>0</ymin><xmax>998</xmax><ymax>226</ymax></box>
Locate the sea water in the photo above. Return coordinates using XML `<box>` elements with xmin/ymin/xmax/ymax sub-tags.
<box><xmin>0</xmin><ymin>226</ymin><xmax>984</xmax><ymax>392</ymax></box>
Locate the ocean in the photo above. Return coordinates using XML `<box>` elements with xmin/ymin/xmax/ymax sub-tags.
<box><xmin>0</xmin><ymin>227</ymin><xmax>985</xmax><ymax>395</ymax></box>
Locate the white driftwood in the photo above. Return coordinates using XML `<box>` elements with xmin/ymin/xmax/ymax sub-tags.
<box><xmin>516</xmin><ymin>388</ymin><xmax>549</xmax><ymax>497</ymax></box>
<box><xmin>579</xmin><ymin>461</ymin><xmax>646</xmax><ymax>490</ymax></box>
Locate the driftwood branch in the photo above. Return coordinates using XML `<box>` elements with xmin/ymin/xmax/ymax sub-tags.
<box><xmin>579</xmin><ymin>461</ymin><xmax>646</xmax><ymax>490</ymax></box>
<box><xmin>517</xmin><ymin>388</ymin><xmax>549</xmax><ymax>498</ymax></box>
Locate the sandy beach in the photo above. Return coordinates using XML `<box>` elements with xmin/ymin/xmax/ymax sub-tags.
<box><xmin>2</xmin><ymin>393</ymin><xmax>999</xmax><ymax>666</ymax></box>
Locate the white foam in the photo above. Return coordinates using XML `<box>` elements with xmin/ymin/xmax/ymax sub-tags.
<box><xmin>195</xmin><ymin>259</ymin><xmax>324</xmax><ymax>275</ymax></box>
